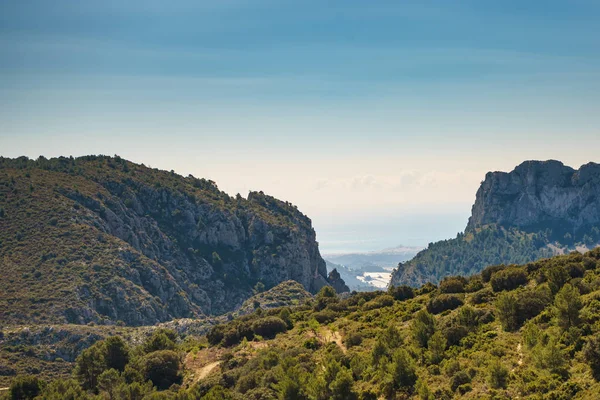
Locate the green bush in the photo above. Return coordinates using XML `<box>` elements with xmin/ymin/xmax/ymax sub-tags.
<box><xmin>141</xmin><ymin>350</ymin><xmax>181</xmax><ymax>390</ymax></box>
<box><xmin>9</xmin><ymin>375</ymin><xmax>44</xmax><ymax>400</ymax></box>
<box><xmin>487</xmin><ymin>359</ymin><xmax>508</xmax><ymax>389</ymax></box>
<box><xmin>388</xmin><ymin>285</ymin><xmax>415</xmax><ymax>301</ymax></box>
<box><xmin>469</xmin><ymin>288</ymin><xmax>493</xmax><ymax>305</ymax></box>
<box><xmin>343</xmin><ymin>332</ymin><xmax>363</xmax><ymax>348</ymax></box>
<box><xmin>412</xmin><ymin>309</ymin><xmax>436</xmax><ymax>348</ymax></box>
<box><xmin>439</xmin><ymin>276</ymin><xmax>467</xmax><ymax>294</ymax></box>
<box><xmin>490</xmin><ymin>267</ymin><xmax>528</xmax><ymax>292</ymax></box>
<box><xmin>583</xmin><ymin>335</ymin><xmax>600</xmax><ymax>380</ymax></box>
<box><xmin>313</xmin><ymin>310</ymin><xmax>338</xmax><ymax>324</ymax></box>
<box><xmin>362</xmin><ymin>295</ymin><xmax>394</xmax><ymax>310</ymax></box>
<box><xmin>554</xmin><ymin>283</ymin><xmax>582</xmax><ymax>330</ymax></box>
<box><xmin>143</xmin><ymin>329</ymin><xmax>177</xmax><ymax>353</ymax></box>
<box><xmin>450</xmin><ymin>370</ymin><xmax>471</xmax><ymax>391</ymax></box>
<box><xmin>391</xmin><ymin>349</ymin><xmax>417</xmax><ymax>389</ymax></box>
<box><xmin>251</xmin><ymin>317</ymin><xmax>288</xmax><ymax>339</ymax></box>
<box><xmin>496</xmin><ymin>287</ymin><xmax>552</xmax><ymax>331</ymax></box>
<box><xmin>427</xmin><ymin>294</ymin><xmax>463</xmax><ymax>314</ymax></box>
<box><xmin>482</xmin><ymin>264</ymin><xmax>507</xmax><ymax>283</ymax></box>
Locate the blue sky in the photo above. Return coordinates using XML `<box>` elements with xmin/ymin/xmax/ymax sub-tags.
<box><xmin>1</xmin><ymin>1</ymin><xmax>599</xmax><ymax>252</ymax></box>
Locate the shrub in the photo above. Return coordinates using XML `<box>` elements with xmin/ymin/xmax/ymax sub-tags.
<box><xmin>412</xmin><ymin>309</ymin><xmax>436</xmax><ymax>348</ymax></box>
<box><xmin>427</xmin><ymin>331</ymin><xmax>447</xmax><ymax>364</ymax></box>
<box><xmin>141</xmin><ymin>350</ymin><xmax>181</xmax><ymax>390</ymax></box>
<box><xmin>74</xmin><ymin>341</ymin><xmax>107</xmax><ymax>390</ymax></box>
<box><xmin>496</xmin><ymin>287</ymin><xmax>552</xmax><ymax>331</ymax></box>
<box><xmin>532</xmin><ymin>336</ymin><xmax>565</xmax><ymax>373</ymax></box>
<box><xmin>554</xmin><ymin>284</ymin><xmax>582</xmax><ymax>330</ymax></box>
<box><xmin>545</xmin><ymin>265</ymin><xmax>570</xmax><ymax>294</ymax></box>
<box><xmin>465</xmin><ymin>277</ymin><xmax>484</xmax><ymax>293</ymax></box>
<box><xmin>207</xmin><ymin>325</ymin><xmax>225</xmax><ymax>346</ymax></box>
<box><xmin>344</xmin><ymin>332</ymin><xmax>363</xmax><ymax>348</ymax></box>
<box><xmin>450</xmin><ymin>370</ymin><xmax>471</xmax><ymax>391</ymax></box>
<box><xmin>439</xmin><ymin>276</ymin><xmax>467</xmax><ymax>294</ymax></box>
<box><xmin>329</xmin><ymin>367</ymin><xmax>357</xmax><ymax>400</ymax></box>
<box><xmin>487</xmin><ymin>359</ymin><xmax>508</xmax><ymax>389</ymax></box>
<box><xmin>37</xmin><ymin>379</ymin><xmax>87</xmax><ymax>400</ymax></box>
<box><xmin>251</xmin><ymin>317</ymin><xmax>288</xmax><ymax>339</ymax></box>
<box><xmin>388</xmin><ymin>285</ymin><xmax>415</xmax><ymax>301</ymax></box>
<box><xmin>362</xmin><ymin>295</ymin><xmax>394</xmax><ymax>310</ymax></box>
<box><xmin>313</xmin><ymin>310</ymin><xmax>337</xmax><ymax>324</ymax></box>
<box><xmin>457</xmin><ymin>383</ymin><xmax>472</xmax><ymax>395</ymax></box>
<box><xmin>391</xmin><ymin>349</ymin><xmax>417</xmax><ymax>389</ymax></box>
<box><xmin>583</xmin><ymin>335</ymin><xmax>600</xmax><ymax>380</ymax></box>
<box><xmin>427</xmin><ymin>294</ymin><xmax>463</xmax><ymax>314</ymax></box>
<box><xmin>303</xmin><ymin>337</ymin><xmax>321</xmax><ymax>350</ymax></box>
<box><xmin>442</xmin><ymin>325</ymin><xmax>469</xmax><ymax>347</ymax></box>
<box><xmin>9</xmin><ymin>375</ymin><xmax>44</xmax><ymax>400</ymax></box>
<box><xmin>143</xmin><ymin>329</ymin><xmax>177</xmax><ymax>353</ymax></box>
<box><xmin>490</xmin><ymin>267</ymin><xmax>528</xmax><ymax>292</ymax></box>
<box><xmin>418</xmin><ymin>282</ymin><xmax>437</xmax><ymax>295</ymax></box>
<box><xmin>104</xmin><ymin>336</ymin><xmax>129</xmax><ymax>372</ymax></box>
<box><xmin>482</xmin><ymin>265</ymin><xmax>507</xmax><ymax>283</ymax></box>
<box><xmin>469</xmin><ymin>288</ymin><xmax>493</xmax><ymax>305</ymax></box>
<box><xmin>456</xmin><ymin>306</ymin><xmax>479</xmax><ymax>329</ymax></box>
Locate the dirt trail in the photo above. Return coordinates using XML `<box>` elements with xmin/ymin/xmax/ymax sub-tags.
<box><xmin>517</xmin><ymin>343</ymin><xmax>523</xmax><ymax>366</ymax></box>
<box><xmin>512</xmin><ymin>343</ymin><xmax>524</xmax><ymax>372</ymax></box>
<box><xmin>321</xmin><ymin>328</ymin><xmax>346</xmax><ymax>353</ymax></box>
<box><xmin>185</xmin><ymin>349</ymin><xmax>223</xmax><ymax>383</ymax></box>
<box><xmin>196</xmin><ymin>361</ymin><xmax>221</xmax><ymax>380</ymax></box>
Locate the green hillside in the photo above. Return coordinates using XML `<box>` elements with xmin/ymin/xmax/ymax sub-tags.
<box><xmin>390</xmin><ymin>225</ymin><xmax>556</xmax><ymax>287</ymax></box>
<box><xmin>390</xmin><ymin>161</ymin><xmax>600</xmax><ymax>287</ymax></box>
<box><xmin>4</xmin><ymin>248</ymin><xmax>600</xmax><ymax>399</ymax></box>
<box><xmin>0</xmin><ymin>155</ymin><xmax>336</xmax><ymax>327</ymax></box>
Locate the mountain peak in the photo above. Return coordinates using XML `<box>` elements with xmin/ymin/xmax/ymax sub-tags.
<box><xmin>467</xmin><ymin>160</ymin><xmax>600</xmax><ymax>234</ymax></box>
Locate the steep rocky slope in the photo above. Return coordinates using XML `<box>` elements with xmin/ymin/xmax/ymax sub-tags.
<box><xmin>0</xmin><ymin>156</ymin><xmax>344</xmax><ymax>326</ymax></box>
<box><xmin>390</xmin><ymin>160</ymin><xmax>600</xmax><ymax>287</ymax></box>
<box><xmin>468</xmin><ymin>160</ymin><xmax>600</xmax><ymax>238</ymax></box>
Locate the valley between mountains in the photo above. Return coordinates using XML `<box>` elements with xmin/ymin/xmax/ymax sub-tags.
<box><xmin>1</xmin><ymin>156</ymin><xmax>600</xmax><ymax>399</ymax></box>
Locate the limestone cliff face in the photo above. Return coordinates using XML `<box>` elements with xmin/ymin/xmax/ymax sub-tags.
<box><xmin>389</xmin><ymin>160</ymin><xmax>600</xmax><ymax>288</ymax></box>
<box><xmin>467</xmin><ymin>160</ymin><xmax>600</xmax><ymax>235</ymax></box>
<box><xmin>0</xmin><ymin>156</ymin><xmax>343</xmax><ymax>326</ymax></box>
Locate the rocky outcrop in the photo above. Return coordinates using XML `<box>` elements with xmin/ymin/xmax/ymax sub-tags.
<box><xmin>0</xmin><ymin>156</ymin><xmax>345</xmax><ymax>326</ymax></box>
<box><xmin>390</xmin><ymin>160</ymin><xmax>600</xmax><ymax>288</ymax></box>
<box><xmin>467</xmin><ymin>160</ymin><xmax>600</xmax><ymax>237</ymax></box>
<box><xmin>327</xmin><ymin>269</ymin><xmax>350</xmax><ymax>293</ymax></box>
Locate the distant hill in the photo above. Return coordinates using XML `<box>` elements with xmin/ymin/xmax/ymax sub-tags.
<box><xmin>324</xmin><ymin>245</ymin><xmax>421</xmax><ymax>270</ymax></box>
<box><xmin>0</xmin><ymin>155</ymin><xmax>346</xmax><ymax>326</ymax></box>
<box><xmin>390</xmin><ymin>160</ymin><xmax>600</xmax><ymax>287</ymax></box>
<box><xmin>324</xmin><ymin>245</ymin><xmax>421</xmax><ymax>291</ymax></box>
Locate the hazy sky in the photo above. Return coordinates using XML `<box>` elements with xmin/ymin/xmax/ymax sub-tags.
<box><xmin>1</xmin><ymin>1</ymin><xmax>599</xmax><ymax>252</ymax></box>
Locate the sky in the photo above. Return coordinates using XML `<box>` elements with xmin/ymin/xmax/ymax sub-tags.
<box><xmin>1</xmin><ymin>1</ymin><xmax>600</xmax><ymax>253</ymax></box>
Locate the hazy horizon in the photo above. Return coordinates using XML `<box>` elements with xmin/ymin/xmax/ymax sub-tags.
<box><xmin>2</xmin><ymin>1</ymin><xmax>599</xmax><ymax>253</ymax></box>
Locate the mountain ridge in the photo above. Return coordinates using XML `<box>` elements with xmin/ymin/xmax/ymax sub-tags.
<box><xmin>0</xmin><ymin>155</ymin><xmax>346</xmax><ymax>326</ymax></box>
<box><xmin>390</xmin><ymin>160</ymin><xmax>600</xmax><ymax>287</ymax></box>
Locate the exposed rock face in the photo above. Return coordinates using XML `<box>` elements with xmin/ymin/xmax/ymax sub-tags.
<box><xmin>390</xmin><ymin>160</ymin><xmax>600</xmax><ymax>288</ymax></box>
<box><xmin>468</xmin><ymin>160</ymin><xmax>600</xmax><ymax>236</ymax></box>
<box><xmin>327</xmin><ymin>269</ymin><xmax>350</xmax><ymax>293</ymax></box>
<box><xmin>0</xmin><ymin>156</ymin><xmax>345</xmax><ymax>326</ymax></box>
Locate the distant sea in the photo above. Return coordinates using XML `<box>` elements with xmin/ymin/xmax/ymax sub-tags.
<box><xmin>314</xmin><ymin>211</ymin><xmax>469</xmax><ymax>254</ymax></box>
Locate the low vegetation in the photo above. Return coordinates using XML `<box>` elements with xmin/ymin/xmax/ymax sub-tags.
<box><xmin>2</xmin><ymin>248</ymin><xmax>600</xmax><ymax>399</ymax></box>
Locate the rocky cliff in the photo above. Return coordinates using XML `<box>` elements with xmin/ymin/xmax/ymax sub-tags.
<box><xmin>468</xmin><ymin>160</ymin><xmax>600</xmax><ymax>238</ymax></box>
<box><xmin>0</xmin><ymin>155</ymin><xmax>345</xmax><ymax>326</ymax></box>
<box><xmin>390</xmin><ymin>160</ymin><xmax>600</xmax><ymax>287</ymax></box>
